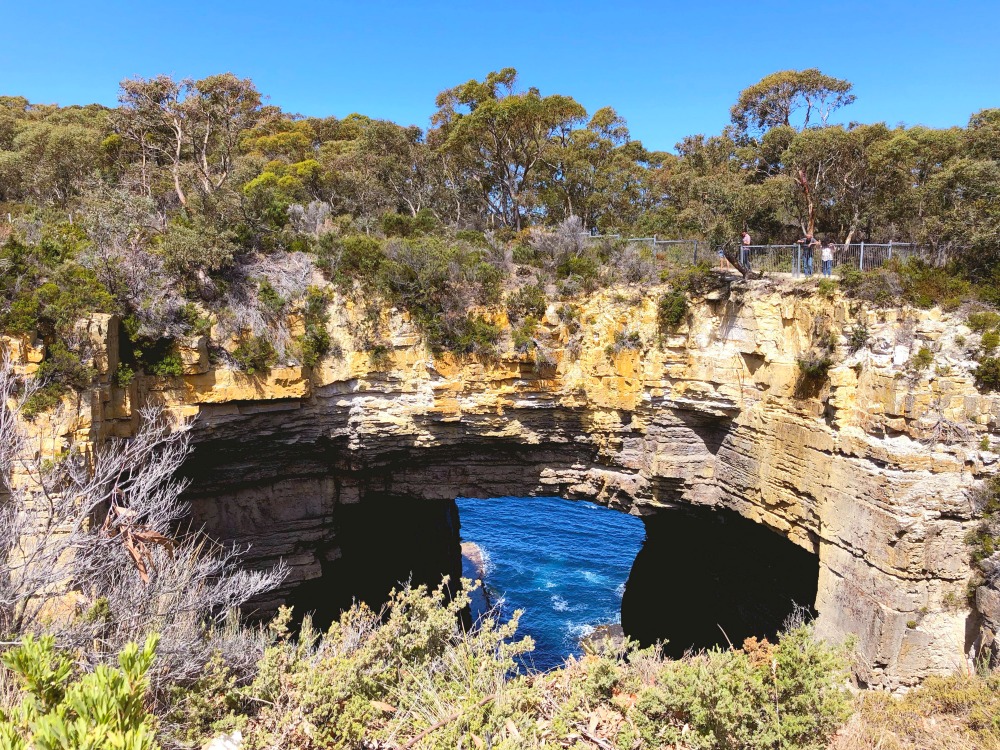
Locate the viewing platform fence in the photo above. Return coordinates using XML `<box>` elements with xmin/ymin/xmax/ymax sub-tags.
<box><xmin>591</xmin><ymin>235</ymin><xmax>928</xmax><ymax>278</ymax></box>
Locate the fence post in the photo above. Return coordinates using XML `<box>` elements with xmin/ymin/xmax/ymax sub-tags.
<box><xmin>888</xmin><ymin>240</ymin><xmax>893</xmax><ymax>260</ymax></box>
<box><xmin>693</xmin><ymin>239</ymin><xmax>698</xmax><ymax>264</ymax></box>
<box><xmin>859</xmin><ymin>242</ymin><xmax>865</xmax><ymax>271</ymax></box>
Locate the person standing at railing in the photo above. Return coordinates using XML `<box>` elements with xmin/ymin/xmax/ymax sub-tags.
<box><xmin>821</xmin><ymin>239</ymin><xmax>834</xmax><ymax>277</ymax></box>
<box><xmin>796</xmin><ymin>234</ymin><xmax>818</xmax><ymax>275</ymax></box>
<box><xmin>740</xmin><ymin>231</ymin><xmax>751</xmax><ymax>267</ymax></box>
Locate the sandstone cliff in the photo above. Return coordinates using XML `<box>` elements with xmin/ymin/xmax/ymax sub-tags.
<box><xmin>14</xmin><ymin>277</ymin><xmax>1000</xmax><ymax>689</ymax></box>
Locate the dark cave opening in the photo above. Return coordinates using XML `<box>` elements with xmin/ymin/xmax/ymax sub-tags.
<box><xmin>281</xmin><ymin>493</ymin><xmax>818</xmax><ymax>661</ymax></box>
<box><xmin>286</xmin><ymin>495</ymin><xmax>463</xmax><ymax>629</ymax></box>
<box><xmin>620</xmin><ymin>505</ymin><xmax>819</xmax><ymax>657</ymax></box>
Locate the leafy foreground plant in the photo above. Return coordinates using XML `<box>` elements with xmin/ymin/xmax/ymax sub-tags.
<box><xmin>236</xmin><ymin>582</ymin><xmax>851</xmax><ymax>750</ymax></box>
<box><xmin>0</xmin><ymin>634</ymin><xmax>160</xmax><ymax>750</ymax></box>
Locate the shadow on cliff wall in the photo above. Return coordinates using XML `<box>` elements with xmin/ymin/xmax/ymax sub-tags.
<box><xmin>621</xmin><ymin>505</ymin><xmax>819</xmax><ymax>656</ymax></box>
<box><xmin>286</xmin><ymin>494</ymin><xmax>463</xmax><ymax>629</ymax></box>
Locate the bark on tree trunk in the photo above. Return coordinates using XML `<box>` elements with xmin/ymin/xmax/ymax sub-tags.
<box><xmin>722</xmin><ymin>242</ymin><xmax>762</xmax><ymax>280</ymax></box>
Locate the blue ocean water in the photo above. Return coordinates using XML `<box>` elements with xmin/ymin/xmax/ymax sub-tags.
<box><xmin>456</xmin><ymin>496</ymin><xmax>645</xmax><ymax>672</ymax></box>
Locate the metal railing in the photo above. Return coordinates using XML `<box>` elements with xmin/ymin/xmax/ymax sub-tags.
<box><xmin>586</xmin><ymin>234</ymin><xmax>929</xmax><ymax>277</ymax></box>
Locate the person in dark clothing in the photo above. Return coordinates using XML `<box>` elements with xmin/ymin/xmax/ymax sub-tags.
<box><xmin>796</xmin><ymin>234</ymin><xmax>817</xmax><ymax>275</ymax></box>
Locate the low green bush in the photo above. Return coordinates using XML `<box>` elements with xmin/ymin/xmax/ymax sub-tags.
<box><xmin>983</xmin><ymin>330</ymin><xmax>1000</xmax><ymax>354</ymax></box>
<box><xmin>974</xmin><ymin>357</ymin><xmax>1000</xmax><ymax>391</ymax></box>
<box><xmin>968</xmin><ymin>310</ymin><xmax>1000</xmax><ymax>333</ymax></box>
<box><xmin>506</xmin><ymin>283</ymin><xmax>548</xmax><ymax>322</ymax></box>
<box><xmin>909</xmin><ymin>346</ymin><xmax>934</xmax><ymax>371</ymax></box>
<box><xmin>848</xmin><ymin>322</ymin><xmax>870</xmax><ymax>353</ymax></box>
<box><xmin>0</xmin><ymin>634</ymin><xmax>160</xmax><ymax>750</ymax></box>
<box><xmin>232</xmin><ymin>335</ymin><xmax>279</xmax><ymax>374</ymax></box>
<box><xmin>23</xmin><ymin>341</ymin><xmax>96</xmax><ymax>418</ymax></box>
<box><xmin>148</xmin><ymin>350</ymin><xmax>184</xmax><ymax>377</ymax></box>
<box><xmin>238</xmin><ymin>584</ymin><xmax>849</xmax><ymax>750</ymax></box>
<box><xmin>657</xmin><ymin>290</ymin><xmax>688</xmax><ymax>333</ymax></box>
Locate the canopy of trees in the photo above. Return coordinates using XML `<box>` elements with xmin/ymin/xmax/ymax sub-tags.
<box><xmin>1</xmin><ymin>66</ymin><xmax>999</xmax><ymax>380</ymax></box>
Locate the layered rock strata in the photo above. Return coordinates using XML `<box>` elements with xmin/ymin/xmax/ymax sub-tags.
<box><xmin>17</xmin><ymin>278</ymin><xmax>1000</xmax><ymax>688</ymax></box>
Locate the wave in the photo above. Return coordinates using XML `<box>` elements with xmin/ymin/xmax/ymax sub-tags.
<box><xmin>566</xmin><ymin>623</ymin><xmax>595</xmax><ymax>640</ymax></box>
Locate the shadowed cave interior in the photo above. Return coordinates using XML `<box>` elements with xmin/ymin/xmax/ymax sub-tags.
<box><xmin>286</xmin><ymin>495</ymin><xmax>819</xmax><ymax>657</ymax></box>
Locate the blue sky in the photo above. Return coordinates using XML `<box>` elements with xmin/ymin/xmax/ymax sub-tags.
<box><xmin>2</xmin><ymin>0</ymin><xmax>998</xmax><ymax>152</ymax></box>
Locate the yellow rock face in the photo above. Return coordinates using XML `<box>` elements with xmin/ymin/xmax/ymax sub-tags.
<box><xmin>10</xmin><ymin>280</ymin><xmax>1000</xmax><ymax>689</ymax></box>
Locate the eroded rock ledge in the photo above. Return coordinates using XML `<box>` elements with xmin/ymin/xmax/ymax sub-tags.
<box><xmin>19</xmin><ymin>279</ymin><xmax>1000</xmax><ymax>688</ymax></box>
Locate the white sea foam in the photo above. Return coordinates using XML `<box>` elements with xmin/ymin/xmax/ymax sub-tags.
<box><xmin>566</xmin><ymin>623</ymin><xmax>595</xmax><ymax>639</ymax></box>
<box><xmin>581</xmin><ymin>571</ymin><xmax>605</xmax><ymax>584</ymax></box>
<box><xmin>551</xmin><ymin>595</ymin><xmax>570</xmax><ymax>612</ymax></box>
<box><xmin>614</xmin><ymin>582</ymin><xmax>626</xmax><ymax>599</ymax></box>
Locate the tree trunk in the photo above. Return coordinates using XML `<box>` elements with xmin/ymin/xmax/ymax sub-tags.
<box><xmin>795</xmin><ymin>169</ymin><xmax>815</xmax><ymax>235</ymax></box>
<box><xmin>722</xmin><ymin>242</ymin><xmax>762</xmax><ymax>280</ymax></box>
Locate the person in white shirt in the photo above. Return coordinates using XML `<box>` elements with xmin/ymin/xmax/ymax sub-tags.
<box><xmin>821</xmin><ymin>240</ymin><xmax>835</xmax><ymax>277</ymax></box>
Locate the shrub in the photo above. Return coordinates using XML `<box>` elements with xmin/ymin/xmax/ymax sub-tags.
<box><xmin>983</xmin><ymin>330</ymin><xmax>1000</xmax><ymax>354</ymax></box>
<box><xmin>449</xmin><ymin>315</ymin><xmax>502</xmax><ymax>357</ymax></box>
<box><xmin>506</xmin><ymin>283</ymin><xmax>548</xmax><ymax>322</ymax></box>
<box><xmin>657</xmin><ymin>290</ymin><xmax>688</xmax><ymax>333</ymax></box>
<box><xmin>606</xmin><ymin>329</ymin><xmax>642</xmax><ymax>358</ymax></box>
<box><xmin>257</xmin><ymin>279</ymin><xmax>285</xmax><ymax>318</ymax></box>
<box><xmin>909</xmin><ymin>346</ymin><xmax>934</xmax><ymax>371</ymax></box>
<box><xmin>0</xmin><ymin>634</ymin><xmax>160</xmax><ymax>750</ymax></box>
<box><xmin>798</xmin><ymin>353</ymin><xmax>834</xmax><ymax>380</ymax></box>
<box><xmin>114</xmin><ymin>362</ymin><xmax>135</xmax><ymax>387</ymax></box>
<box><xmin>968</xmin><ymin>310</ymin><xmax>1000</xmax><ymax>333</ymax></box>
<box><xmin>817</xmin><ymin>278</ymin><xmax>837</xmax><ymax>298</ymax></box>
<box><xmin>148</xmin><ymin>350</ymin><xmax>184</xmax><ymax>377</ymax></box>
<box><xmin>975</xmin><ymin>357</ymin><xmax>1000</xmax><ymax>391</ymax></box>
<box><xmin>666</xmin><ymin>260</ymin><xmax>724</xmax><ymax>295</ymax></box>
<box><xmin>848</xmin><ymin>322</ymin><xmax>870</xmax><ymax>353</ymax></box>
<box><xmin>840</xmin><ymin>260</ymin><xmax>972</xmax><ymax>310</ymax></box>
<box><xmin>834</xmin><ymin>672</ymin><xmax>1000</xmax><ymax>750</ymax></box>
<box><xmin>23</xmin><ymin>341</ymin><xmax>96</xmax><ymax>418</ymax></box>
<box><xmin>232</xmin><ymin>335</ymin><xmax>279</xmax><ymax>374</ymax></box>
<box><xmin>512</xmin><ymin>317</ymin><xmax>538</xmax><ymax>353</ymax></box>
<box><xmin>296</xmin><ymin>286</ymin><xmax>332</xmax><ymax>367</ymax></box>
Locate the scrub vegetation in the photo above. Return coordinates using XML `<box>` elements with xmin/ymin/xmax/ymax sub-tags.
<box><xmin>2</xmin><ymin>67</ymin><xmax>1000</xmax><ymax>748</ymax></box>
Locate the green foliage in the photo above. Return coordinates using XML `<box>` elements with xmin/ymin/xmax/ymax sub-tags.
<box><xmin>257</xmin><ymin>279</ymin><xmax>285</xmax><ymax>318</ymax></box>
<box><xmin>238</xmin><ymin>585</ymin><xmax>849</xmax><ymax>750</ymax></box>
<box><xmin>817</xmin><ymin>278</ymin><xmax>837</xmax><ymax>298</ymax></box>
<box><xmin>606</xmin><ymin>329</ymin><xmax>642</xmax><ymax>358</ymax></box>
<box><xmin>295</xmin><ymin>286</ymin><xmax>332</xmax><ymax>367</ymax></box>
<box><xmin>448</xmin><ymin>315</ymin><xmax>502</xmax><ymax>357</ymax></box>
<box><xmin>657</xmin><ymin>290</ymin><xmax>689</xmax><ymax>333</ymax></box>
<box><xmin>146</xmin><ymin>350</ymin><xmax>183</xmax><ymax>377</ymax></box>
<box><xmin>0</xmin><ymin>634</ymin><xmax>160</xmax><ymax>750</ymax></box>
<box><xmin>667</xmin><ymin>261</ymin><xmax>725</xmax><ymax>296</ymax></box>
<box><xmin>318</xmin><ymin>234</ymin><xmax>385</xmax><ymax>283</ymax></box>
<box><xmin>841</xmin><ymin>260</ymin><xmax>973</xmax><ymax>311</ymax></box>
<box><xmin>23</xmin><ymin>341</ymin><xmax>96</xmax><ymax>418</ymax></box>
<box><xmin>632</xmin><ymin>628</ymin><xmax>850</xmax><ymax>750</ymax></box>
<box><xmin>974</xmin><ymin>357</ymin><xmax>1000</xmax><ymax>391</ymax></box>
<box><xmin>245</xmin><ymin>582</ymin><xmax>533</xmax><ymax>750</ymax></box>
<box><xmin>380</xmin><ymin>209</ymin><xmax>437</xmax><ymax>237</ymax></box>
<box><xmin>848</xmin><ymin>322</ymin><xmax>870</xmax><ymax>354</ymax></box>
<box><xmin>232</xmin><ymin>335</ymin><xmax>278</xmax><ymax>375</ymax></box>
<box><xmin>909</xmin><ymin>346</ymin><xmax>934</xmax><ymax>371</ymax></box>
<box><xmin>982</xmin><ymin>330</ymin><xmax>1000</xmax><ymax>355</ymax></box>
<box><xmin>506</xmin><ymin>283</ymin><xmax>548</xmax><ymax>322</ymax></box>
<box><xmin>796</xmin><ymin>352</ymin><xmax>834</xmax><ymax>398</ymax></box>
<box><xmin>968</xmin><ymin>310</ymin><xmax>1000</xmax><ymax>333</ymax></box>
<box><xmin>114</xmin><ymin>362</ymin><xmax>135</xmax><ymax>388</ymax></box>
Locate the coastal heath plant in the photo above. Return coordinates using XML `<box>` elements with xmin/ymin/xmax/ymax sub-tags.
<box><xmin>0</xmin><ymin>634</ymin><xmax>160</xmax><ymax>750</ymax></box>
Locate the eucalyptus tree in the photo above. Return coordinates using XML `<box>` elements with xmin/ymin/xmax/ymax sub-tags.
<box><xmin>113</xmin><ymin>73</ymin><xmax>274</xmax><ymax>209</ymax></box>
<box><xmin>730</xmin><ymin>68</ymin><xmax>855</xmax><ymax>136</ymax></box>
<box><xmin>431</xmin><ymin>68</ymin><xmax>587</xmax><ymax>230</ymax></box>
